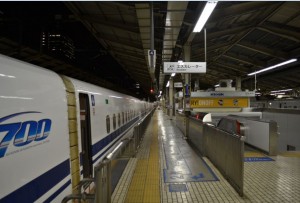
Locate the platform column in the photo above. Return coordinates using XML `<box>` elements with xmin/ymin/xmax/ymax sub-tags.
<box><xmin>169</xmin><ymin>78</ymin><xmax>174</xmax><ymax>119</ymax></box>
<box><xmin>236</xmin><ymin>77</ymin><xmax>242</xmax><ymax>91</ymax></box>
<box><xmin>183</xmin><ymin>44</ymin><xmax>191</xmax><ymax>139</ymax></box>
<box><xmin>165</xmin><ymin>87</ymin><xmax>169</xmax><ymax>114</ymax></box>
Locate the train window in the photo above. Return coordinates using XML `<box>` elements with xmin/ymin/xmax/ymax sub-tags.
<box><xmin>126</xmin><ymin>112</ymin><xmax>128</xmax><ymax>123</ymax></box>
<box><xmin>122</xmin><ymin>112</ymin><xmax>124</xmax><ymax>124</ymax></box>
<box><xmin>106</xmin><ymin>115</ymin><xmax>110</xmax><ymax>133</ymax></box>
<box><xmin>113</xmin><ymin>114</ymin><xmax>116</xmax><ymax>130</ymax></box>
<box><xmin>118</xmin><ymin>113</ymin><xmax>121</xmax><ymax>127</ymax></box>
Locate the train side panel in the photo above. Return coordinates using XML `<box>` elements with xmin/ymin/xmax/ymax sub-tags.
<box><xmin>0</xmin><ymin>55</ymin><xmax>71</xmax><ymax>202</ymax></box>
<box><xmin>69</xmin><ymin>78</ymin><xmax>146</xmax><ymax>171</ymax></box>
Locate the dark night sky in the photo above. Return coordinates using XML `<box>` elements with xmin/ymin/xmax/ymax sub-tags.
<box><xmin>0</xmin><ymin>1</ymin><xmax>148</xmax><ymax>98</ymax></box>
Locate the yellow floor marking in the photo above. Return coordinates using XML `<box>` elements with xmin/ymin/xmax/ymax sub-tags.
<box><xmin>244</xmin><ymin>151</ymin><xmax>267</xmax><ymax>157</ymax></box>
<box><xmin>279</xmin><ymin>151</ymin><xmax>300</xmax><ymax>158</ymax></box>
<box><xmin>125</xmin><ymin>113</ymin><xmax>160</xmax><ymax>203</ymax></box>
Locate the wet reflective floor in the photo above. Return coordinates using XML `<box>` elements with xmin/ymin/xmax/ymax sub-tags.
<box><xmin>160</xmin><ymin>119</ymin><xmax>218</xmax><ymax>183</ymax></box>
<box><xmin>112</xmin><ymin>110</ymin><xmax>300</xmax><ymax>203</ymax></box>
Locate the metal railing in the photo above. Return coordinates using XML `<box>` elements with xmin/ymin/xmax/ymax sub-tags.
<box><xmin>62</xmin><ymin>108</ymin><xmax>155</xmax><ymax>203</ymax></box>
<box><xmin>94</xmin><ymin>159</ymin><xmax>111</xmax><ymax>203</ymax></box>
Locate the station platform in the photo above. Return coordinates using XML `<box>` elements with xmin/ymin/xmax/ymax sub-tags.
<box><xmin>111</xmin><ymin>110</ymin><xmax>300</xmax><ymax>203</ymax></box>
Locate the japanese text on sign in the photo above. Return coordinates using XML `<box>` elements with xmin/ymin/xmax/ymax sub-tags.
<box><xmin>164</xmin><ymin>62</ymin><xmax>206</xmax><ymax>73</ymax></box>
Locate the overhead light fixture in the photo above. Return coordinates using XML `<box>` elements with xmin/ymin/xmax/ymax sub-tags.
<box><xmin>270</xmin><ymin>88</ymin><xmax>292</xmax><ymax>93</ymax></box>
<box><xmin>215</xmin><ymin>84</ymin><xmax>220</xmax><ymax>87</ymax></box>
<box><xmin>248</xmin><ymin>59</ymin><xmax>298</xmax><ymax>76</ymax></box>
<box><xmin>171</xmin><ymin>73</ymin><xmax>176</xmax><ymax>77</ymax></box>
<box><xmin>193</xmin><ymin>1</ymin><xmax>218</xmax><ymax>33</ymax></box>
<box><xmin>166</xmin><ymin>81</ymin><xmax>170</xmax><ymax>87</ymax></box>
<box><xmin>270</xmin><ymin>92</ymin><xmax>285</xmax><ymax>96</ymax></box>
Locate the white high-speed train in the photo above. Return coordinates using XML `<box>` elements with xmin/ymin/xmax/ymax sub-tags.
<box><xmin>0</xmin><ymin>54</ymin><xmax>153</xmax><ymax>202</ymax></box>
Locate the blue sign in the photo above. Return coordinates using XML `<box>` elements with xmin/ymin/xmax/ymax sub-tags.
<box><xmin>169</xmin><ymin>184</ymin><xmax>188</xmax><ymax>192</ymax></box>
<box><xmin>245</xmin><ymin>157</ymin><xmax>274</xmax><ymax>162</ymax></box>
<box><xmin>149</xmin><ymin>50</ymin><xmax>154</xmax><ymax>55</ymax></box>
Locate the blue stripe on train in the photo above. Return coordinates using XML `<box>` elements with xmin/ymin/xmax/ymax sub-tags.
<box><xmin>0</xmin><ymin>159</ymin><xmax>70</xmax><ymax>203</ymax></box>
<box><xmin>1</xmin><ymin>116</ymin><xmax>139</xmax><ymax>202</ymax></box>
<box><xmin>92</xmin><ymin>117</ymin><xmax>138</xmax><ymax>162</ymax></box>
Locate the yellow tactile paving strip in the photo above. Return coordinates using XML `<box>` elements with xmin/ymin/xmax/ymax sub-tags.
<box><xmin>244</xmin><ymin>151</ymin><xmax>267</xmax><ymax>157</ymax></box>
<box><xmin>279</xmin><ymin>151</ymin><xmax>300</xmax><ymax>157</ymax></box>
<box><xmin>125</xmin><ymin>113</ymin><xmax>160</xmax><ymax>203</ymax></box>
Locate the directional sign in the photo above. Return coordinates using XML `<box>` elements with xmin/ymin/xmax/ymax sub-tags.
<box><xmin>148</xmin><ymin>49</ymin><xmax>156</xmax><ymax>68</ymax></box>
<box><xmin>174</xmin><ymin>82</ymin><xmax>183</xmax><ymax>88</ymax></box>
<box><xmin>164</xmin><ymin>62</ymin><xmax>206</xmax><ymax>73</ymax></box>
<box><xmin>149</xmin><ymin>50</ymin><xmax>154</xmax><ymax>55</ymax></box>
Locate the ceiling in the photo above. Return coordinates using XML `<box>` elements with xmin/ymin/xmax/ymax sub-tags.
<box><xmin>1</xmin><ymin>1</ymin><xmax>300</xmax><ymax>99</ymax></box>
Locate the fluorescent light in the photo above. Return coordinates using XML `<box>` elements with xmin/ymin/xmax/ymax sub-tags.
<box><xmin>248</xmin><ymin>59</ymin><xmax>297</xmax><ymax>76</ymax></box>
<box><xmin>166</xmin><ymin>81</ymin><xmax>170</xmax><ymax>87</ymax></box>
<box><xmin>0</xmin><ymin>96</ymin><xmax>33</xmax><ymax>100</ymax></box>
<box><xmin>171</xmin><ymin>73</ymin><xmax>176</xmax><ymax>77</ymax></box>
<box><xmin>270</xmin><ymin>88</ymin><xmax>292</xmax><ymax>93</ymax></box>
<box><xmin>215</xmin><ymin>84</ymin><xmax>220</xmax><ymax>87</ymax></box>
<box><xmin>193</xmin><ymin>1</ymin><xmax>218</xmax><ymax>32</ymax></box>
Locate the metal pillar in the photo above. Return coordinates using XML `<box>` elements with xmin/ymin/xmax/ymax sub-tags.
<box><xmin>236</xmin><ymin>77</ymin><xmax>242</xmax><ymax>91</ymax></box>
<box><xmin>183</xmin><ymin>44</ymin><xmax>191</xmax><ymax>139</ymax></box>
<box><xmin>150</xmin><ymin>2</ymin><xmax>155</xmax><ymax>69</ymax></box>
<box><xmin>169</xmin><ymin>78</ymin><xmax>174</xmax><ymax>119</ymax></box>
<box><xmin>165</xmin><ymin>88</ymin><xmax>169</xmax><ymax>114</ymax></box>
<box><xmin>194</xmin><ymin>79</ymin><xmax>200</xmax><ymax>91</ymax></box>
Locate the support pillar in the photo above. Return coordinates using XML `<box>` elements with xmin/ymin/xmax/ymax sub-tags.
<box><xmin>165</xmin><ymin>88</ymin><xmax>169</xmax><ymax>114</ymax></box>
<box><xmin>169</xmin><ymin>78</ymin><xmax>174</xmax><ymax>119</ymax></box>
<box><xmin>236</xmin><ymin>77</ymin><xmax>242</xmax><ymax>91</ymax></box>
<box><xmin>183</xmin><ymin>44</ymin><xmax>191</xmax><ymax>139</ymax></box>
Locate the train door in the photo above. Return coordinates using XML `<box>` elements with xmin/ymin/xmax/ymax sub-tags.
<box><xmin>79</xmin><ymin>93</ymin><xmax>93</xmax><ymax>178</ymax></box>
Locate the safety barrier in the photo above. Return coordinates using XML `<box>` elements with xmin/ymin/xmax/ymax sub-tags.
<box><xmin>62</xmin><ymin>108</ymin><xmax>155</xmax><ymax>203</ymax></box>
<box><xmin>203</xmin><ymin>124</ymin><xmax>244</xmax><ymax>197</ymax></box>
<box><xmin>187</xmin><ymin>117</ymin><xmax>244</xmax><ymax>197</ymax></box>
<box><xmin>175</xmin><ymin>112</ymin><xmax>185</xmax><ymax>135</ymax></box>
<box><xmin>188</xmin><ymin>117</ymin><xmax>205</xmax><ymax>155</ymax></box>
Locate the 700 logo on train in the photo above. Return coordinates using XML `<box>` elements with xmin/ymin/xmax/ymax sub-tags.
<box><xmin>0</xmin><ymin>111</ymin><xmax>52</xmax><ymax>158</ymax></box>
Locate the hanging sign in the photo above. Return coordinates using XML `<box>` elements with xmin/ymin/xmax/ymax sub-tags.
<box><xmin>148</xmin><ymin>50</ymin><xmax>156</xmax><ymax>68</ymax></box>
<box><xmin>174</xmin><ymin>82</ymin><xmax>183</xmax><ymax>88</ymax></box>
<box><xmin>164</xmin><ymin>62</ymin><xmax>206</xmax><ymax>73</ymax></box>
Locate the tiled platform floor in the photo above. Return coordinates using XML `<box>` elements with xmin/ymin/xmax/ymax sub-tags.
<box><xmin>113</xmin><ymin>110</ymin><xmax>300</xmax><ymax>203</ymax></box>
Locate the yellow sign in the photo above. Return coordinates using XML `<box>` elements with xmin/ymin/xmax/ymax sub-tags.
<box><xmin>190</xmin><ymin>98</ymin><xmax>248</xmax><ymax>108</ymax></box>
